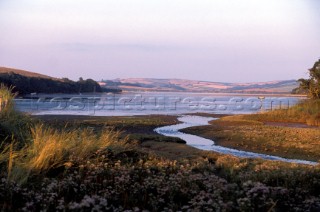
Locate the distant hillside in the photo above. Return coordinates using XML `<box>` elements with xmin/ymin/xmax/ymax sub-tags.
<box><xmin>100</xmin><ymin>78</ymin><xmax>299</xmax><ymax>94</ymax></box>
<box><xmin>0</xmin><ymin>66</ymin><xmax>298</xmax><ymax>94</ymax></box>
<box><xmin>0</xmin><ymin>67</ymin><xmax>56</xmax><ymax>80</ymax></box>
<box><xmin>0</xmin><ymin>67</ymin><xmax>107</xmax><ymax>95</ymax></box>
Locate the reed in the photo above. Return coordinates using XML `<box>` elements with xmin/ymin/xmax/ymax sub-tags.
<box><xmin>2</xmin><ymin>125</ymin><xmax>131</xmax><ymax>183</ymax></box>
<box><xmin>0</xmin><ymin>84</ymin><xmax>16</xmax><ymax>114</ymax></box>
<box><xmin>0</xmin><ymin>85</ymin><xmax>32</xmax><ymax>145</ymax></box>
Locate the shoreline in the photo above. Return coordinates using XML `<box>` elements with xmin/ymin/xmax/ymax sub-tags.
<box><xmin>182</xmin><ymin>114</ymin><xmax>320</xmax><ymax>162</ymax></box>
<box><xmin>33</xmin><ymin>112</ymin><xmax>319</xmax><ymax>163</ymax></box>
<box><xmin>156</xmin><ymin>115</ymin><xmax>317</xmax><ymax>165</ymax></box>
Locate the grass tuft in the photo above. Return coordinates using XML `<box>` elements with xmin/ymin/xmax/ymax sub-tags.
<box><xmin>0</xmin><ymin>84</ymin><xmax>16</xmax><ymax>114</ymax></box>
<box><xmin>0</xmin><ymin>84</ymin><xmax>32</xmax><ymax>145</ymax></box>
<box><xmin>2</xmin><ymin>125</ymin><xmax>132</xmax><ymax>184</ymax></box>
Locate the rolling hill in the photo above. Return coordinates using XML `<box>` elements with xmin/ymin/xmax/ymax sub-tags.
<box><xmin>0</xmin><ymin>66</ymin><xmax>300</xmax><ymax>94</ymax></box>
<box><xmin>0</xmin><ymin>67</ymin><xmax>104</xmax><ymax>95</ymax></box>
<box><xmin>0</xmin><ymin>67</ymin><xmax>57</xmax><ymax>80</ymax></box>
<box><xmin>100</xmin><ymin>78</ymin><xmax>299</xmax><ymax>94</ymax></box>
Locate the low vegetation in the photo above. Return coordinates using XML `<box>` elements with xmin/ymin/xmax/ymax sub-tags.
<box><xmin>37</xmin><ymin>115</ymin><xmax>184</xmax><ymax>144</ymax></box>
<box><xmin>2</xmin><ymin>145</ymin><xmax>320</xmax><ymax>211</ymax></box>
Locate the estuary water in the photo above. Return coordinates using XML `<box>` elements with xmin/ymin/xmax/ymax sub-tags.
<box><xmin>14</xmin><ymin>92</ymin><xmax>303</xmax><ymax>116</ymax></box>
<box><xmin>155</xmin><ymin>116</ymin><xmax>317</xmax><ymax>165</ymax></box>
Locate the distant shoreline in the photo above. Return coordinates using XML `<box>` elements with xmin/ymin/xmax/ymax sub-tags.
<box><xmin>120</xmin><ymin>90</ymin><xmax>307</xmax><ymax>97</ymax></box>
<box><xmin>17</xmin><ymin>91</ymin><xmax>307</xmax><ymax>98</ymax></box>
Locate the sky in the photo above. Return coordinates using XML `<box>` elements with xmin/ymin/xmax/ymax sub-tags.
<box><xmin>0</xmin><ymin>0</ymin><xmax>319</xmax><ymax>82</ymax></box>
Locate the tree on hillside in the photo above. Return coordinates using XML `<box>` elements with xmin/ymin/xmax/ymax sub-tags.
<box><xmin>297</xmin><ymin>59</ymin><xmax>320</xmax><ymax>99</ymax></box>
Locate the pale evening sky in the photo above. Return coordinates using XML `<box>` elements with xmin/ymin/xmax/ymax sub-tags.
<box><xmin>0</xmin><ymin>0</ymin><xmax>319</xmax><ymax>82</ymax></box>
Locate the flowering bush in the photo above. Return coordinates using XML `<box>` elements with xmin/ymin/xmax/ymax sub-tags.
<box><xmin>1</xmin><ymin>149</ymin><xmax>320</xmax><ymax>211</ymax></box>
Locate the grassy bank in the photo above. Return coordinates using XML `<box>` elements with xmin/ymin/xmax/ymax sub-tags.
<box><xmin>183</xmin><ymin>100</ymin><xmax>320</xmax><ymax>161</ymax></box>
<box><xmin>35</xmin><ymin>114</ymin><xmax>185</xmax><ymax>144</ymax></box>
<box><xmin>249</xmin><ymin>99</ymin><xmax>320</xmax><ymax>126</ymax></box>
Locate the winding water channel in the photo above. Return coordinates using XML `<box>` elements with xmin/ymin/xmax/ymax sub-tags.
<box><xmin>154</xmin><ymin>116</ymin><xmax>317</xmax><ymax>166</ymax></box>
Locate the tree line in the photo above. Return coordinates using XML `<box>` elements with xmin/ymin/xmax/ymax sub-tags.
<box><xmin>294</xmin><ymin>59</ymin><xmax>320</xmax><ymax>99</ymax></box>
<box><xmin>0</xmin><ymin>72</ymin><xmax>115</xmax><ymax>95</ymax></box>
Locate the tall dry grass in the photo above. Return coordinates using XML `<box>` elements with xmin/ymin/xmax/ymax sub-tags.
<box><xmin>0</xmin><ymin>84</ymin><xmax>134</xmax><ymax>183</ymax></box>
<box><xmin>0</xmin><ymin>84</ymin><xmax>16</xmax><ymax>114</ymax></box>
<box><xmin>3</xmin><ymin>125</ymin><xmax>132</xmax><ymax>183</ymax></box>
<box><xmin>0</xmin><ymin>84</ymin><xmax>31</xmax><ymax>145</ymax></box>
<box><xmin>250</xmin><ymin>99</ymin><xmax>320</xmax><ymax>126</ymax></box>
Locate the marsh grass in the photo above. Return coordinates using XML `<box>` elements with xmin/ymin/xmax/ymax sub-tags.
<box><xmin>2</xmin><ymin>125</ymin><xmax>132</xmax><ymax>183</ymax></box>
<box><xmin>0</xmin><ymin>85</ymin><xmax>136</xmax><ymax>184</ymax></box>
<box><xmin>0</xmin><ymin>84</ymin><xmax>16</xmax><ymax>114</ymax></box>
<box><xmin>182</xmin><ymin>99</ymin><xmax>320</xmax><ymax>161</ymax></box>
<box><xmin>250</xmin><ymin>99</ymin><xmax>320</xmax><ymax>126</ymax></box>
<box><xmin>0</xmin><ymin>84</ymin><xmax>32</xmax><ymax>145</ymax></box>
